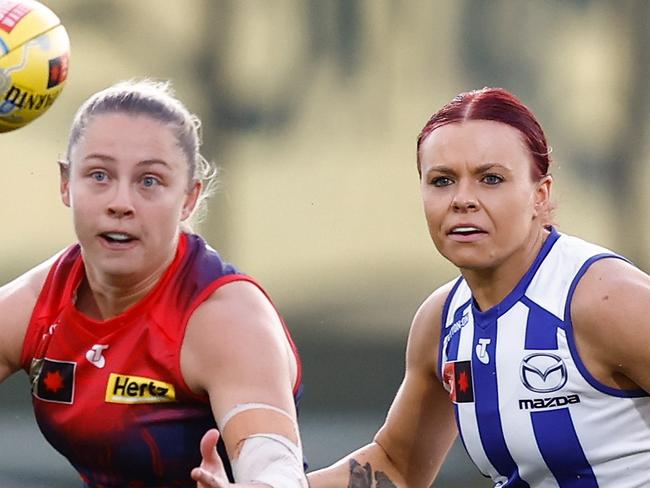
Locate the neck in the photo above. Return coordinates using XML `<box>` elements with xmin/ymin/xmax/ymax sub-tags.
<box><xmin>77</xmin><ymin>252</ymin><xmax>176</xmax><ymax>321</ymax></box>
<box><xmin>462</xmin><ymin>226</ymin><xmax>550</xmax><ymax>311</ymax></box>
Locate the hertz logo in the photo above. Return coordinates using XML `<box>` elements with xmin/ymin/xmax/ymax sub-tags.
<box><xmin>105</xmin><ymin>373</ymin><xmax>176</xmax><ymax>404</ymax></box>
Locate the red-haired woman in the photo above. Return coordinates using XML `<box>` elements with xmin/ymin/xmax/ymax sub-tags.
<box><xmin>305</xmin><ymin>88</ymin><xmax>650</xmax><ymax>488</ymax></box>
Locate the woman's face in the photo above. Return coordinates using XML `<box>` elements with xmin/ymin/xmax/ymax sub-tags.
<box><xmin>61</xmin><ymin>112</ymin><xmax>200</xmax><ymax>282</ymax></box>
<box><xmin>419</xmin><ymin>119</ymin><xmax>551</xmax><ymax>272</ymax></box>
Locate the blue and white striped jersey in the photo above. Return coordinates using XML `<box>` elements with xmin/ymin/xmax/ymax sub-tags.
<box><xmin>439</xmin><ymin>228</ymin><xmax>650</xmax><ymax>487</ymax></box>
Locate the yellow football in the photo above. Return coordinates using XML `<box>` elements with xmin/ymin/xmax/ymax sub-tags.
<box><xmin>0</xmin><ymin>0</ymin><xmax>70</xmax><ymax>133</ymax></box>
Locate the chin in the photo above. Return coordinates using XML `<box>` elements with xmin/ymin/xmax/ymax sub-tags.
<box><xmin>94</xmin><ymin>255</ymin><xmax>144</xmax><ymax>278</ymax></box>
<box><xmin>102</xmin><ymin>264</ymin><xmax>141</xmax><ymax>281</ymax></box>
<box><xmin>441</xmin><ymin>248</ymin><xmax>496</xmax><ymax>271</ymax></box>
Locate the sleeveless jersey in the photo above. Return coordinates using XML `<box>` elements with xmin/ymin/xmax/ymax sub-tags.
<box><xmin>20</xmin><ymin>233</ymin><xmax>304</xmax><ymax>488</ymax></box>
<box><xmin>439</xmin><ymin>228</ymin><xmax>650</xmax><ymax>487</ymax></box>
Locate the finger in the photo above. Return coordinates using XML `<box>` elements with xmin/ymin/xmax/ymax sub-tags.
<box><xmin>192</xmin><ymin>429</ymin><xmax>230</xmax><ymax>487</ymax></box>
<box><xmin>191</xmin><ymin>466</ymin><xmax>226</xmax><ymax>487</ymax></box>
<box><xmin>199</xmin><ymin>428</ymin><xmax>222</xmax><ymax>470</ymax></box>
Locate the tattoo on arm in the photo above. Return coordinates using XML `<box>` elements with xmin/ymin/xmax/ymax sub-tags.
<box><xmin>375</xmin><ymin>470</ymin><xmax>397</xmax><ymax>488</ymax></box>
<box><xmin>347</xmin><ymin>459</ymin><xmax>397</xmax><ymax>488</ymax></box>
<box><xmin>348</xmin><ymin>459</ymin><xmax>372</xmax><ymax>488</ymax></box>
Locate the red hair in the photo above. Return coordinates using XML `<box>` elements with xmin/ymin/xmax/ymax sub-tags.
<box><xmin>416</xmin><ymin>88</ymin><xmax>551</xmax><ymax>180</ymax></box>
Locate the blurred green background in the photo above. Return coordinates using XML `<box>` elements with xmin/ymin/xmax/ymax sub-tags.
<box><xmin>1</xmin><ymin>1</ymin><xmax>648</xmax><ymax>486</ymax></box>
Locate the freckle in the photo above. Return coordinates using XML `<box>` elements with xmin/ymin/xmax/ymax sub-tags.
<box><xmin>602</xmin><ymin>295</ymin><xmax>609</xmax><ymax>301</ymax></box>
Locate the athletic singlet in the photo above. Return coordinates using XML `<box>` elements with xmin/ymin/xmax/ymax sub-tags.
<box><xmin>20</xmin><ymin>232</ymin><xmax>304</xmax><ymax>488</ymax></box>
<box><xmin>439</xmin><ymin>228</ymin><xmax>650</xmax><ymax>487</ymax></box>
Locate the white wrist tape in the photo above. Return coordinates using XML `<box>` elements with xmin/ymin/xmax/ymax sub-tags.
<box><xmin>220</xmin><ymin>402</ymin><xmax>294</xmax><ymax>428</ymax></box>
<box><xmin>231</xmin><ymin>433</ymin><xmax>308</xmax><ymax>488</ymax></box>
<box><xmin>219</xmin><ymin>402</ymin><xmax>307</xmax><ymax>488</ymax></box>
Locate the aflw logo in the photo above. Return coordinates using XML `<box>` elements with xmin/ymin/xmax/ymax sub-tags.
<box><xmin>105</xmin><ymin>373</ymin><xmax>176</xmax><ymax>404</ymax></box>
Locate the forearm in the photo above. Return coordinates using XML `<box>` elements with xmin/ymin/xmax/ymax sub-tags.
<box><xmin>308</xmin><ymin>442</ymin><xmax>406</xmax><ymax>488</ymax></box>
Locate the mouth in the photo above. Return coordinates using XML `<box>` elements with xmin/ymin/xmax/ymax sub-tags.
<box><xmin>448</xmin><ymin>226</ymin><xmax>486</xmax><ymax>236</ymax></box>
<box><xmin>98</xmin><ymin>231</ymin><xmax>138</xmax><ymax>246</ymax></box>
<box><xmin>446</xmin><ymin>226</ymin><xmax>488</xmax><ymax>242</ymax></box>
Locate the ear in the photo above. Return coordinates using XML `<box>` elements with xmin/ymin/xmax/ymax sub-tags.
<box><xmin>533</xmin><ymin>175</ymin><xmax>553</xmax><ymax>219</ymax></box>
<box><xmin>181</xmin><ymin>180</ymin><xmax>202</xmax><ymax>221</ymax></box>
<box><xmin>59</xmin><ymin>160</ymin><xmax>71</xmax><ymax>207</ymax></box>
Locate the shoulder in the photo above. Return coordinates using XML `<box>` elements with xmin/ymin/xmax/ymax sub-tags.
<box><xmin>407</xmin><ymin>279</ymin><xmax>458</xmax><ymax>372</ymax></box>
<box><xmin>411</xmin><ymin>279</ymin><xmax>458</xmax><ymax>340</ymax></box>
<box><xmin>0</xmin><ymin>252</ymin><xmax>62</xmax><ymax>373</ymax></box>
<box><xmin>571</xmin><ymin>257</ymin><xmax>649</xmax><ymax>321</ymax></box>
<box><xmin>571</xmin><ymin>257</ymin><xmax>650</xmax><ymax>385</ymax></box>
<box><xmin>191</xmin><ymin>279</ymin><xmax>280</xmax><ymax>331</ymax></box>
<box><xmin>1</xmin><ymin>252</ymin><xmax>61</xmax><ymax>313</ymax></box>
<box><xmin>182</xmin><ymin>279</ymin><xmax>293</xmax><ymax>392</ymax></box>
<box><xmin>181</xmin><ymin>232</ymin><xmax>239</xmax><ymax>277</ymax></box>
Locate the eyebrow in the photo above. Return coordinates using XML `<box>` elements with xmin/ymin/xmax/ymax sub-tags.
<box><xmin>474</xmin><ymin>163</ymin><xmax>511</xmax><ymax>174</ymax></box>
<box><xmin>83</xmin><ymin>153</ymin><xmax>172</xmax><ymax>169</ymax></box>
<box><xmin>136</xmin><ymin>159</ymin><xmax>172</xmax><ymax>170</ymax></box>
<box><xmin>424</xmin><ymin>164</ymin><xmax>455</xmax><ymax>176</ymax></box>
<box><xmin>425</xmin><ymin>162</ymin><xmax>511</xmax><ymax>176</ymax></box>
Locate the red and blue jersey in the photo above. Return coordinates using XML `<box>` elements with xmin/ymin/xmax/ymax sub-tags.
<box><xmin>20</xmin><ymin>233</ymin><xmax>303</xmax><ymax>487</ymax></box>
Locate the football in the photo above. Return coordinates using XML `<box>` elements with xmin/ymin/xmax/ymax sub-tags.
<box><xmin>0</xmin><ymin>0</ymin><xmax>70</xmax><ymax>133</ymax></box>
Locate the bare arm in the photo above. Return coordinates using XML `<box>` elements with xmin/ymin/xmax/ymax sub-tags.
<box><xmin>0</xmin><ymin>260</ymin><xmax>52</xmax><ymax>383</ymax></box>
<box><xmin>308</xmin><ymin>282</ymin><xmax>458</xmax><ymax>488</ymax></box>
<box><xmin>181</xmin><ymin>280</ymin><xmax>304</xmax><ymax>487</ymax></box>
<box><xmin>571</xmin><ymin>258</ymin><xmax>650</xmax><ymax>391</ymax></box>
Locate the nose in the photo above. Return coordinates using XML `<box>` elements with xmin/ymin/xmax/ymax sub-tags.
<box><xmin>107</xmin><ymin>181</ymin><xmax>135</xmax><ymax>218</ymax></box>
<box><xmin>451</xmin><ymin>182</ymin><xmax>479</xmax><ymax>212</ymax></box>
<box><xmin>452</xmin><ymin>198</ymin><xmax>479</xmax><ymax>212</ymax></box>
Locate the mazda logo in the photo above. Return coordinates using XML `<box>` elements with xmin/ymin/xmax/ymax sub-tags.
<box><xmin>520</xmin><ymin>352</ymin><xmax>567</xmax><ymax>393</ymax></box>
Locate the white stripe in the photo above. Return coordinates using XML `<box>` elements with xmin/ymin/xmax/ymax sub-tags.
<box><xmin>444</xmin><ymin>281</ymin><xmax>472</xmax><ymax>326</ymax></box>
<box><xmin>557</xmin><ymin>330</ymin><xmax>650</xmax><ymax>487</ymax></box>
<box><xmin>525</xmin><ymin>234</ymin><xmax>613</xmax><ymax>319</ymax></box>
<box><xmin>454</xmin><ymin>313</ymin><xmax>500</xmax><ymax>480</ymax></box>
<box><xmin>495</xmin><ymin>303</ymin><xmax>558</xmax><ymax>488</ymax></box>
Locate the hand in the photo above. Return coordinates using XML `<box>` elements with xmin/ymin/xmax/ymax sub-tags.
<box><xmin>191</xmin><ymin>429</ymin><xmax>231</xmax><ymax>487</ymax></box>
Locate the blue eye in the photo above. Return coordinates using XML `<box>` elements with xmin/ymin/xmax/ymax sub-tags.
<box><xmin>142</xmin><ymin>176</ymin><xmax>160</xmax><ymax>187</ymax></box>
<box><xmin>91</xmin><ymin>171</ymin><xmax>107</xmax><ymax>182</ymax></box>
<box><xmin>431</xmin><ymin>176</ymin><xmax>453</xmax><ymax>187</ymax></box>
<box><xmin>482</xmin><ymin>174</ymin><xmax>504</xmax><ymax>185</ymax></box>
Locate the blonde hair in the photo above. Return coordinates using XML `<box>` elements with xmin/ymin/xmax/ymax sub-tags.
<box><xmin>65</xmin><ymin>79</ymin><xmax>217</xmax><ymax>230</ymax></box>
